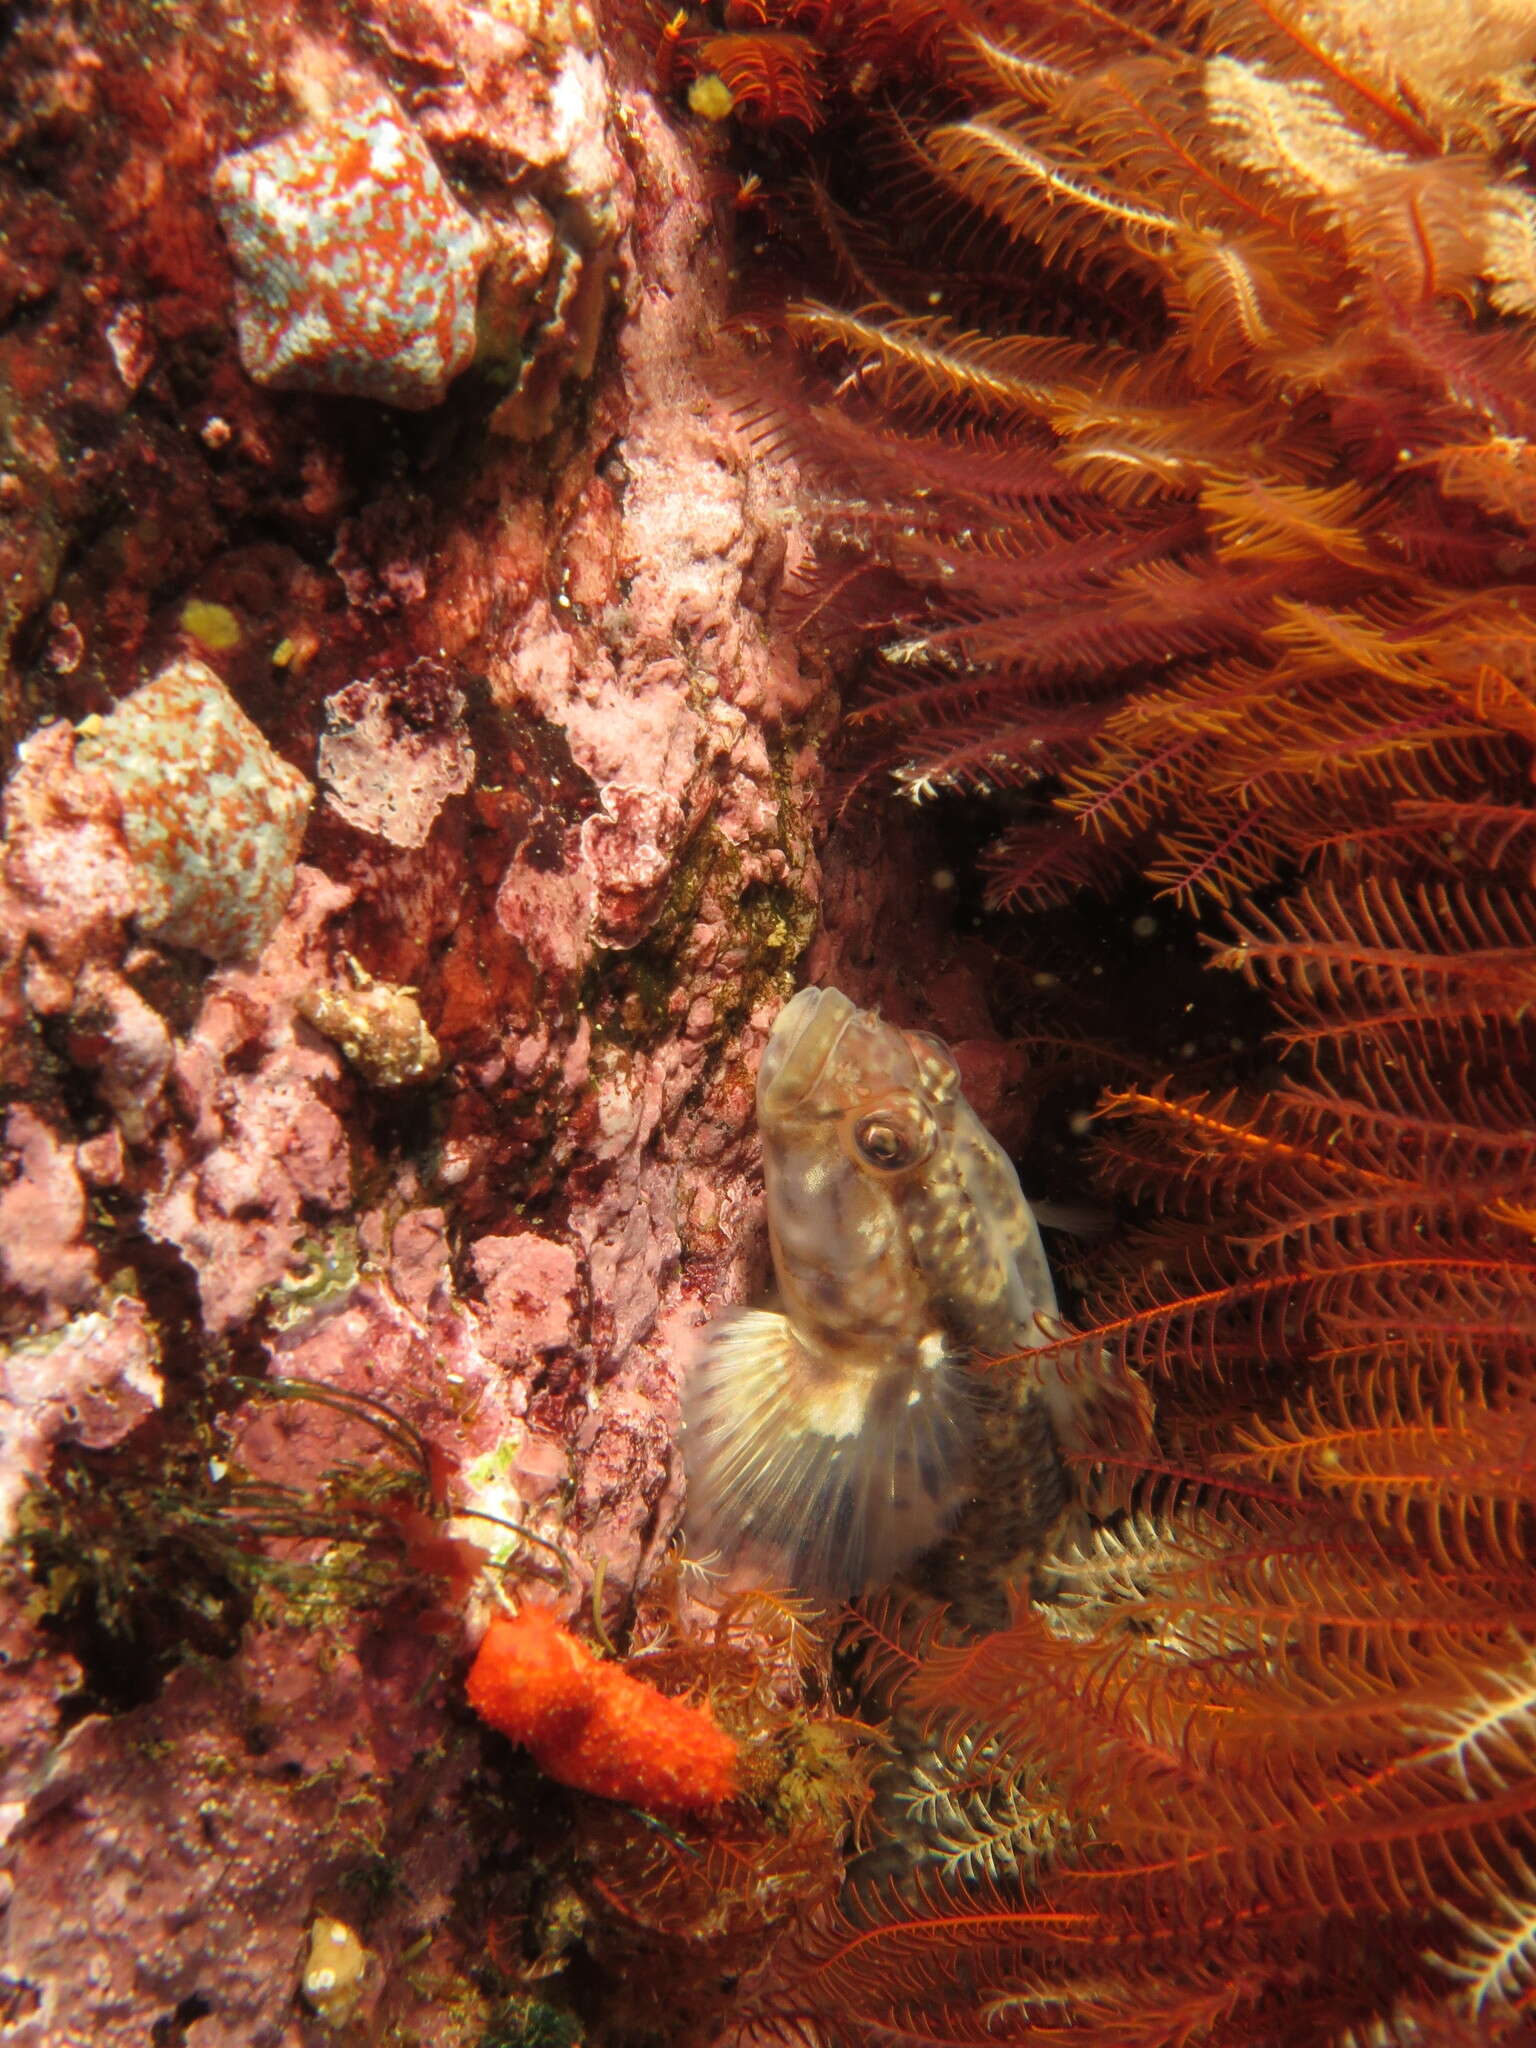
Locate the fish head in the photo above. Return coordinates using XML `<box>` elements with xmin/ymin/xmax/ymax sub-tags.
<box><xmin>757</xmin><ymin>986</ymin><xmax>1057</xmax><ymax>1364</ymax></box>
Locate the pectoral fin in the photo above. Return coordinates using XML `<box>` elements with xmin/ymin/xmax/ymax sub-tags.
<box><xmin>682</xmin><ymin>1309</ymin><xmax>975</xmax><ymax>1597</ymax></box>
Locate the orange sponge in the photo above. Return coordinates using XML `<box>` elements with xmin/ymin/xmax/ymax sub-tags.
<box><xmin>466</xmin><ymin>1608</ymin><xmax>739</xmax><ymax>1814</ymax></box>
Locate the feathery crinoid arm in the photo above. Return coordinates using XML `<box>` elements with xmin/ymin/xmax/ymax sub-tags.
<box><xmin>653</xmin><ymin>0</ymin><xmax>1536</xmax><ymax>2038</ymax></box>
<box><xmin>687</xmin><ymin>0</ymin><xmax>1536</xmax><ymax>911</ymax></box>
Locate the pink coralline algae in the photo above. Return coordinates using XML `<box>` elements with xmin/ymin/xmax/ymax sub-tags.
<box><xmin>0</xmin><ymin>721</ymin><xmax>142</xmax><ymax>1058</ymax></box>
<box><xmin>317</xmin><ymin>666</ymin><xmax>476</xmax><ymax>849</ymax></box>
<box><xmin>0</xmin><ymin>3</ymin><xmax>990</xmax><ymax>2038</ymax></box>
<box><xmin>141</xmin><ymin>868</ymin><xmax>356</xmax><ymax>1331</ymax></box>
<box><xmin>75</xmin><ymin>656</ymin><xmax>313</xmax><ymax>962</ymax></box>
<box><xmin>0</xmin><ymin>1295</ymin><xmax>162</xmax><ymax>1539</ymax></box>
<box><xmin>0</xmin><ymin>1104</ymin><xmax>100</xmax><ymax>1318</ymax></box>
<box><xmin>212</xmin><ymin>79</ymin><xmax>492</xmax><ymax>409</ymax></box>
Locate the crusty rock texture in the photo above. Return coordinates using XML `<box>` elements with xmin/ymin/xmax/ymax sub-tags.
<box><xmin>0</xmin><ymin>2</ymin><xmax>831</xmax><ymax>2040</ymax></box>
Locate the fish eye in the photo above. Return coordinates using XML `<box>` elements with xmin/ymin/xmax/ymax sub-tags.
<box><xmin>851</xmin><ymin>1109</ymin><xmax>931</xmax><ymax>1174</ymax></box>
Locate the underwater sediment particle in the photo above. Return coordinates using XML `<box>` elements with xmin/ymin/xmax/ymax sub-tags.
<box><xmin>212</xmin><ymin>80</ymin><xmax>491</xmax><ymax>408</ymax></box>
<box><xmin>76</xmin><ymin>656</ymin><xmax>312</xmax><ymax>961</ymax></box>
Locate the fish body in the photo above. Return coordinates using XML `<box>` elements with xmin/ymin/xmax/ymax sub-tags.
<box><xmin>684</xmin><ymin>985</ymin><xmax>1090</xmax><ymax>1598</ymax></box>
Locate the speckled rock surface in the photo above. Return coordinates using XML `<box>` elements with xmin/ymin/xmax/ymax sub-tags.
<box><xmin>1</xmin><ymin>1618</ymin><xmax>472</xmax><ymax>2048</ymax></box>
<box><xmin>213</xmin><ymin>74</ymin><xmax>493</xmax><ymax>408</ymax></box>
<box><xmin>76</xmin><ymin>655</ymin><xmax>314</xmax><ymax>959</ymax></box>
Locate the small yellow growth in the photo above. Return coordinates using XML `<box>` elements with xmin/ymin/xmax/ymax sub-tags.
<box><xmin>271</xmin><ymin>625</ymin><xmax>320</xmax><ymax>673</ymax></box>
<box><xmin>301</xmin><ymin>1915</ymin><xmax>370</xmax><ymax>2028</ymax></box>
<box><xmin>485</xmin><ymin>0</ymin><xmax>595</xmax><ymax>43</ymax></box>
<box><xmin>688</xmin><ymin>74</ymin><xmax>735</xmax><ymax>122</ymax></box>
<box><xmin>179</xmin><ymin>599</ymin><xmax>243</xmax><ymax>654</ymax></box>
<box><xmin>297</xmin><ymin>966</ymin><xmax>442</xmax><ymax>1088</ymax></box>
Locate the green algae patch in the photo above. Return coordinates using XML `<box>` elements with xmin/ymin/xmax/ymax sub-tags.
<box><xmin>588</xmin><ymin>822</ymin><xmax>815</xmax><ymax>1056</ymax></box>
<box><xmin>481</xmin><ymin>1995</ymin><xmax>585</xmax><ymax>2048</ymax></box>
<box><xmin>267</xmin><ymin>1225</ymin><xmax>361</xmax><ymax>1330</ymax></box>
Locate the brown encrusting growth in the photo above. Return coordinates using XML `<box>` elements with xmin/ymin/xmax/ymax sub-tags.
<box><xmin>655</xmin><ymin>0</ymin><xmax>1536</xmax><ymax>2042</ymax></box>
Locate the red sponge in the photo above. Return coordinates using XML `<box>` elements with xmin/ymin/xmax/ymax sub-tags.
<box><xmin>466</xmin><ymin>1608</ymin><xmax>739</xmax><ymax>1814</ymax></box>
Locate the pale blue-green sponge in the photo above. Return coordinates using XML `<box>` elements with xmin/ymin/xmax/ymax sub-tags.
<box><xmin>77</xmin><ymin>656</ymin><xmax>313</xmax><ymax>961</ymax></box>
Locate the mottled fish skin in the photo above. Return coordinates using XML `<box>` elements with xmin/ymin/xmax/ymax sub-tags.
<box><xmin>683</xmin><ymin>986</ymin><xmax>1080</xmax><ymax>1599</ymax></box>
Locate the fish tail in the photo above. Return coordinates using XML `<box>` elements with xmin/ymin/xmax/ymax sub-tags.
<box><xmin>1028</xmin><ymin>1322</ymin><xmax>1156</xmax><ymax>1516</ymax></box>
<box><xmin>682</xmin><ymin>1309</ymin><xmax>975</xmax><ymax>1597</ymax></box>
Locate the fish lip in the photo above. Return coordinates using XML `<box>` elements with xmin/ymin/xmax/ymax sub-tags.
<box><xmin>758</xmin><ymin>986</ymin><xmax>859</xmax><ymax>1117</ymax></box>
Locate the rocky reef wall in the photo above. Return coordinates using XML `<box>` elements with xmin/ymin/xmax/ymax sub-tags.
<box><xmin>0</xmin><ymin>5</ymin><xmax>874</xmax><ymax>2039</ymax></box>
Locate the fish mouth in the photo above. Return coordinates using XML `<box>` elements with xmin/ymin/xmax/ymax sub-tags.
<box><xmin>757</xmin><ymin>986</ymin><xmax>859</xmax><ymax>1116</ymax></box>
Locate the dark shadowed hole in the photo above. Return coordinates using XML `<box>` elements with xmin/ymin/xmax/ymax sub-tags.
<box><xmin>0</xmin><ymin>1978</ymin><xmax>41</xmax><ymax>2023</ymax></box>
<box><xmin>151</xmin><ymin>1993</ymin><xmax>212</xmax><ymax>2045</ymax></box>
